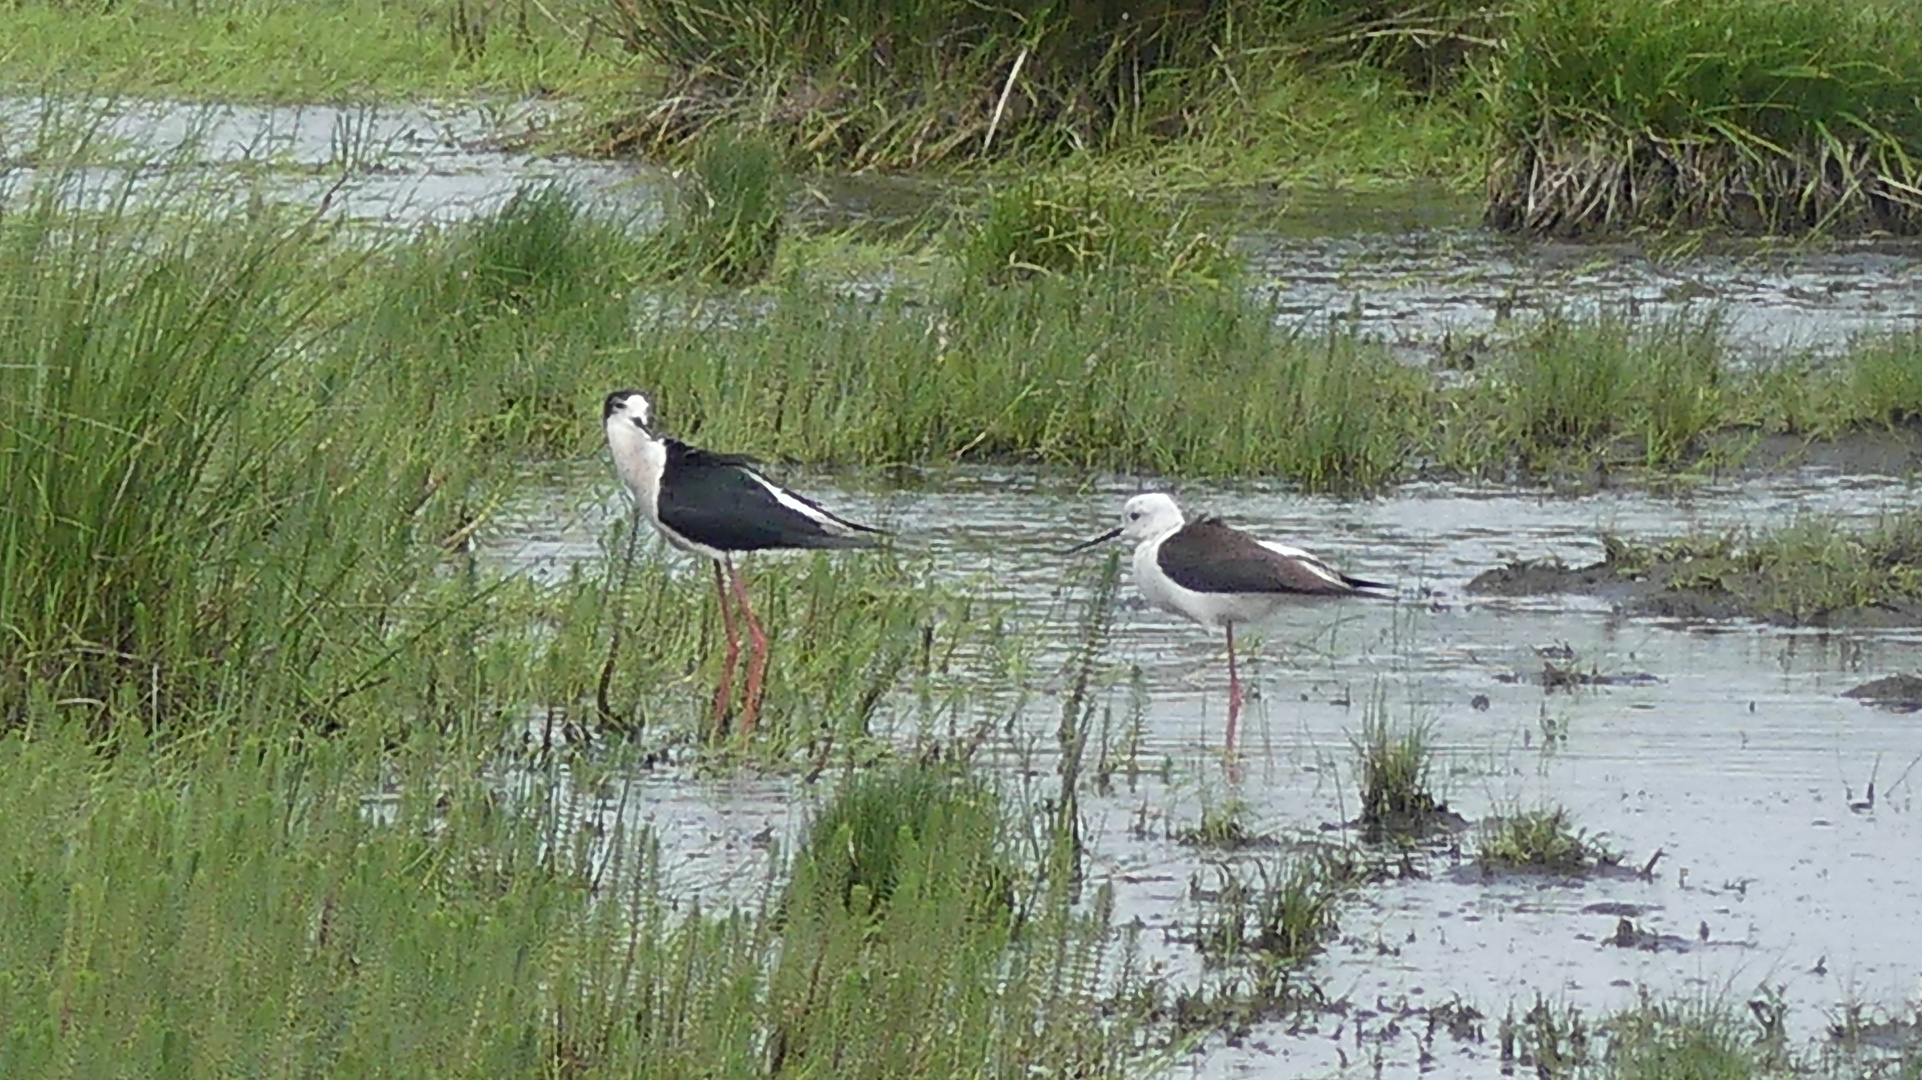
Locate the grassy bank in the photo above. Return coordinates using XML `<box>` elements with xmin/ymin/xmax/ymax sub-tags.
<box><xmin>1485</xmin><ymin>0</ymin><xmax>1922</xmax><ymax>235</ymax></box>
<box><xmin>0</xmin><ymin>0</ymin><xmax>623</xmax><ymax>100</ymax></box>
<box><xmin>321</xmin><ymin>184</ymin><xmax>1922</xmax><ymax>495</ymax></box>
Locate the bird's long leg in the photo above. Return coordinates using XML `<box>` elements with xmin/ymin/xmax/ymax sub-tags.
<box><xmin>1224</xmin><ymin>623</ymin><xmax>1242</xmax><ymax>754</ymax></box>
<box><xmin>729</xmin><ymin>561</ymin><xmax>771</xmax><ymax>736</ymax></box>
<box><xmin>711</xmin><ymin>559</ymin><xmax>741</xmax><ymax>736</ymax></box>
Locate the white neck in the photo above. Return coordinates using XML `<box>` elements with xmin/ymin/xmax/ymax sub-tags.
<box><xmin>604</xmin><ymin>414</ymin><xmax>666</xmax><ymax>523</ymax></box>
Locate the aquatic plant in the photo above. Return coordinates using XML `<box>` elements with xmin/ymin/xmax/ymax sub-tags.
<box><xmin>1441</xmin><ymin>310</ymin><xmax>1729</xmax><ymax>473</ymax></box>
<box><xmin>956</xmin><ymin>177</ymin><xmax>1234</xmax><ymax>286</ymax></box>
<box><xmin>1600</xmin><ymin>995</ymin><xmax>1776</xmax><ymax>1080</ymax></box>
<box><xmin>654</xmin><ymin>130</ymin><xmax>789</xmax><ymax>284</ymax></box>
<box><xmin>0</xmin><ymin>148</ymin><xmax>499</xmax><ymax>733</ymax></box>
<box><xmin>1484</xmin><ymin>0</ymin><xmax>1922</xmax><ymax>236</ymax></box>
<box><xmin>1193</xmin><ymin>853</ymin><xmax>1342</xmax><ymax>968</ymax></box>
<box><xmin>766</xmin><ymin>759</ymin><xmax>1124</xmax><ymax>1077</ymax></box>
<box><xmin>1596</xmin><ymin>512</ymin><xmax>1922</xmax><ymax>626</ymax></box>
<box><xmin>1842</xmin><ymin>330</ymin><xmax>1922</xmax><ymax>428</ymax></box>
<box><xmin>1475</xmin><ymin>805</ymin><xmax>1617</xmax><ymax>874</ymax></box>
<box><xmin>1351</xmin><ymin>705</ymin><xmax>1446</xmax><ymax>841</ymax></box>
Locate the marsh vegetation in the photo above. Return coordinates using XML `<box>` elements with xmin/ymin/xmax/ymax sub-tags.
<box><xmin>5</xmin><ymin>15</ymin><xmax>1922</xmax><ymax>1069</ymax></box>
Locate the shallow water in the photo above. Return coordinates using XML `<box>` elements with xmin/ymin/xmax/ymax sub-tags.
<box><xmin>7</xmin><ymin>97</ymin><xmax>1922</xmax><ymax>362</ymax></box>
<box><xmin>489</xmin><ymin>460</ymin><xmax>1922</xmax><ymax>1077</ymax></box>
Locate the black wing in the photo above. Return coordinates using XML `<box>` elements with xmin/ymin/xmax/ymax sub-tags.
<box><xmin>1158</xmin><ymin>519</ymin><xmax>1371</xmax><ymax>596</ymax></box>
<box><xmin>656</xmin><ymin>438</ymin><xmax>882</xmax><ymax>553</ymax></box>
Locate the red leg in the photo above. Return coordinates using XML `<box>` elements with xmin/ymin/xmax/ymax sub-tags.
<box><xmin>711</xmin><ymin>559</ymin><xmax>741</xmax><ymax>733</ymax></box>
<box><xmin>1224</xmin><ymin>623</ymin><xmax>1242</xmax><ymax>753</ymax></box>
<box><xmin>728</xmin><ymin>562</ymin><xmax>770</xmax><ymax>736</ymax></box>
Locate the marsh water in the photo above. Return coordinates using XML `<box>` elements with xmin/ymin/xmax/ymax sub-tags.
<box><xmin>11</xmin><ymin>97</ymin><xmax>1921</xmax><ymax>1075</ymax></box>
<box><xmin>496</xmin><ymin>462</ymin><xmax>1922</xmax><ymax>1077</ymax></box>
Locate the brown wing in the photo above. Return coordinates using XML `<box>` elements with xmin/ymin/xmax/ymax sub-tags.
<box><xmin>1158</xmin><ymin>519</ymin><xmax>1361</xmax><ymax>596</ymax></box>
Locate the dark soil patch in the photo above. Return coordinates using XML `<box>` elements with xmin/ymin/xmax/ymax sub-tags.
<box><xmin>1468</xmin><ymin>557</ymin><xmax>1922</xmax><ymax>628</ymax></box>
<box><xmin>1843</xmin><ymin>673</ymin><xmax>1922</xmax><ymax>712</ymax></box>
<box><xmin>1719</xmin><ymin>423</ymin><xmax>1922</xmax><ymax>479</ymax></box>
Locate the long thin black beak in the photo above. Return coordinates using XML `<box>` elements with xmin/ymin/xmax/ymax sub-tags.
<box><xmin>1063</xmin><ymin>526</ymin><xmax>1122</xmax><ymax>555</ymax></box>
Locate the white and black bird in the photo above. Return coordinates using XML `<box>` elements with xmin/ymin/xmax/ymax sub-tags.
<box><xmin>602</xmin><ymin>390</ymin><xmax>885</xmax><ymax>735</ymax></box>
<box><xmin>1069</xmin><ymin>492</ymin><xmax>1390</xmax><ymax>751</ymax></box>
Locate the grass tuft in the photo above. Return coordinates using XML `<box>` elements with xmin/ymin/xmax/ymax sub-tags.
<box><xmin>656</xmin><ymin>131</ymin><xmax>790</xmax><ymax>285</ymax></box>
<box><xmin>1352</xmin><ymin>707</ymin><xmax>1447</xmax><ymax>841</ymax></box>
<box><xmin>1194</xmin><ymin>854</ymin><xmax>1342</xmax><ymax>969</ymax></box>
<box><xmin>957</xmin><ymin>178</ymin><xmax>1234</xmax><ymax>286</ymax></box>
<box><xmin>1475</xmin><ymin>805</ymin><xmax>1617</xmax><ymax>874</ymax></box>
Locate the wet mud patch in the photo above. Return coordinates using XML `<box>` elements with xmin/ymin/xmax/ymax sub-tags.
<box><xmin>1468</xmin><ymin>521</ymin><xmax>1922</xmax><ymax>627</ymax></box>
<box><xmin>1844</xmin><ymin>673</ymin><xmax>1922</xmax><ymax>712</ymax></box>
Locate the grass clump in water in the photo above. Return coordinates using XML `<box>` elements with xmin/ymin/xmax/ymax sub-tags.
<box><xmin>1841</xmin><ymin>330</ymin><xmax>1922</xmax><ymax>428</ymax></box>
<box><xmin>1483</xmin><ymin>0</ymin><xmax>1922</xmax><ymax>236</ymax></box>
<box><xmin>611</xmin><ymin>278</ymin><xmax>1424</xmax><ymax>491</ymax></box>
<box><xmin>0</xmin><ymin>153</ymin><xmax>509</xmax><ymax>733</ymax></box>
<box><xmin>1599</xmin><ymin>512</ymin><xmax>1922</xmax><ymax>626</ymax></box>
<box><xmin>655</xmin><ymin>131</ymin><xmax>789</xmax><ymax>285</ymax></box>
<box><xmin>1352</xmin><ymin>707</ymin><xmax>1448</xmax><ymax>841</ymax></box>
<box><xmin>1476</xmin><ymin>805</ymin><xmax>1617</xmax><ymax>874</ymax></box>
<box><xmin>1443</xmin><ymin>310</ymin><xmax>1729</xmax><ymax>474</ymax></box>
<box><xmin>1194</xmin><ymin>854</ymin><xmax>1343</xmax><ymax>970</ymax></box>
<box><xmin>765</xmin><ymin>758</ymin><xmax>1125</xmax><ymax>1076</ymax></box>
<box><xmin>958</xmin><ymin>178</ymin><xmax>1234</xmax><ymax>286</ymax></box>
<box><xmin>786</xmin><ymin>761</ymin><xmax>1012</xmax><ymax>919</ymax></box>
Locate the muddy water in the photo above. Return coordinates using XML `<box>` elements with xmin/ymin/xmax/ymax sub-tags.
<box><xmin>8</xmin><ymin>97</ymin><xmax>1922</xmax><ymax>361</ymax></box>
<box><xmin>490</xmin><ymin>461</ymin><xmax>1922</xmax><ymax>1077</ymax></box>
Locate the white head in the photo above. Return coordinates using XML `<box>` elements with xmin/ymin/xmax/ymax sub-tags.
<box><xmin>602</xmin><ymin>388</ymin><xmax>664</xmax><ymax>508</ymax></box>
<box><xmin>603</xmin><ymin>389</ymin><xmax>653</xmax><ymax>433</ymax></box>
<box><xmin>1118</xmin><ymin>492</ymin><xmax>1186</xmax><ymax>542</ymax></box>
<box><xmin>1068</xmin><ymin>491</ymin><xmax>1187</xmax><ymax>553</ymax></box>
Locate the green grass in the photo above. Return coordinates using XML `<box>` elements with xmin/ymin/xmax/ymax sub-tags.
<box><xmin>0</xmin><ymin>0</ymin><xmax>623</xmax><ymax>100</ymax></box>
<box><xmin>1599</xmin><ymin>511</ymin><xmax>1922</xmax><ymax>625</ymax></box>
<box><xmin>1475</xmin><ymin>805</ymin><xmax>1617</xmax><ymax>873</ymax></box>
<box><xmin>0</xmin><ymin>718</ymin><xmax>1139</xmax><ymax>1079</ymax></box>
<box><xmin>1484</xmin><ymin>0</ymin><xmax>1922</xmax><ymax>235</ymax></box>
<box><xmin>956</xmin><ymin>176</ymin><xmax>1236</xmax><ymax>285</ymax></box>
<box><xmin>1351</xmin><ymin>706</ymin><xmax>1446</xmax><ymax>841</ymax></box>
<box><xmin>1194</xmin><ymin>854</ymin><xmax>1343</xmax><ymax>969</ymax></box>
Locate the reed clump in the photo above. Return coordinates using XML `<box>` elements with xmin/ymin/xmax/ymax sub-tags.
<box><xmin>1483</xmin><ymin>0</ymin><xmax>1922</xmax><ymax>236</ymax></box>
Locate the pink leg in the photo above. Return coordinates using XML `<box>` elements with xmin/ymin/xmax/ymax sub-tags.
<box><xmin>711</xmin><ymin>560</ymin><xmax>741</xmax><ymax>734</ymax></box>
<box><xmin>1224</xmin><ymin>623</ymin><xmax>1243</xmax><ymax>753</ymax></box>
<box><xmin>728</xmin><ymin>562</ymin><xmax>771</xmax><ymax>736</ymax></box>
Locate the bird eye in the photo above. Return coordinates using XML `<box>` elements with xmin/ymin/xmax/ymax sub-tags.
<box><xmin>1127</xmin><ymin>510</ymin><xmax>1141</xmax><ymax>520</ymax></box>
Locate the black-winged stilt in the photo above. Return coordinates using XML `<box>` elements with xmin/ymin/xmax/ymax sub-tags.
<box><xmin>1069</xmin><ymin>492</ymin><xmax>1389</xmax><ymax>751</ymax></box>
<box><xmin>602</xmin><ymin>389</ymin><xmax>884</xmax><ymax>736</ymax></box>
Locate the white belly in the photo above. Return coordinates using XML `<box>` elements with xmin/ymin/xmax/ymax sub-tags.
<box><xmin>1134</xmin><ymin>535</ymin><xmax>1290</xmax><ymax>629</ymax></box>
